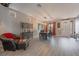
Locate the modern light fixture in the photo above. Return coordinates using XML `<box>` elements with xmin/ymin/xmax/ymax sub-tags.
<box><xmin>37</xmin><ymin>4</ymin><xmax>42</xmax><ymax>7</ymax></box>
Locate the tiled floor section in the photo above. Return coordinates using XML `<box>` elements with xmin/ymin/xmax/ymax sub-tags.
<box><xmin>0</xmin><ymin>37</ymin><xmax>79</xmax><ymax>56</ymax></box>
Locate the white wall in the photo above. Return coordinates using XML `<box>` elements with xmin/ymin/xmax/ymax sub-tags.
<box><xmin>75</xmin><ymin>19</ymin><xmax>79</xmax><ymax>34</ymax></box>
<box><xmin>0</xmin><ymin>5</ymin><xmax>45</xmax><ymax>40</ymax></box>
<box><xmin>32</xmin><ymin>18</ymin><xmax>44</xmax><ymax>39</ymax></box>
<box><xmin>0</xmin><ymin>5</ymin><xmax>28</xmax><ymax>35</ymax></box>
<box><xmin>56</xmin><ymin>19</ymin><xmax>74</xmax><ymax>36</ymax></box>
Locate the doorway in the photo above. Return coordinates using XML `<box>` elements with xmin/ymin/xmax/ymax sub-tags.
<box><xmin>48</xmin><ymin>22</ymin><xmax>56</xmax><ymax>36</ymax></box>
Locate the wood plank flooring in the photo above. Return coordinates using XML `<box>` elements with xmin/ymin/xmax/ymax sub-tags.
<box><xmin>0</xmin><ymin>37</ymin><xmax>79</xmax><ymax>56</ymax></box>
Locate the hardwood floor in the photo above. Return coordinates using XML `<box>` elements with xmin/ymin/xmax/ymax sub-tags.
<box><xmin>0</xmin><ymin>37</ymin><xmax>79</xmax><ymax>56</ymax></box>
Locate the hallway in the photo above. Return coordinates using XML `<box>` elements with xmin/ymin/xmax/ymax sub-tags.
<box><xmin>0</xmin><ymin>37</ymin><xmax>79</xmax><ymax>56</ymax></box>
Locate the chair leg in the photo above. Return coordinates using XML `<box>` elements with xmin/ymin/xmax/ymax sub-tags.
<box><xmin>4</xmin><ymin>48</ymin><xmax>7</xmax><ymax>51</ymax></box>
<box><xmin>24</xmin><ymin>43</ymin><xmax>29</xmax><ymax>50</ymax></box>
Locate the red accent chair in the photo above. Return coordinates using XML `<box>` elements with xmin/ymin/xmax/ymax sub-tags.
<box><xmin>0</xmin><ymin>33</ymin><xmax>27</xmax><ymax>51</ymax></box>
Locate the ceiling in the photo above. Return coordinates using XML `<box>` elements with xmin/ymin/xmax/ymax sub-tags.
<box><xmin>9</xmin><ymin>3</ymin><xmax>79</xmax><ymax>21</ymax></box>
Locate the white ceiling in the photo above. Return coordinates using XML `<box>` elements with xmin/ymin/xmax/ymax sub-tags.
<box><xmin>9</xmin><ymin>3</ymin><xmax>79</xmax><ymax>21</ymax></box>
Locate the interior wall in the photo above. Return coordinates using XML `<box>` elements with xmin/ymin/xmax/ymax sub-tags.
<box><xmin>0</xmin><ymin>5</ymin><xmax>27</xmax><ymax>35</ymax></box>
<box><xmin>75</xmin><ymin>19</ymin><xmax>79</xmax><ymax>34</ymax></box>
<box><xmin>0</xmin><ymin>5</ymin><xmax>45</xmax><ymax>40</ymax></box>
<box><xmin>32</xmin><ymin>18</ymin><xmax>44</xmax><ymax>39</ymax></box>
<box><xmin>56</xmin><ymin>19</ymin><xmax>74</xmax><ymax>36</ymax></box>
